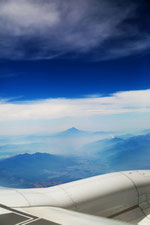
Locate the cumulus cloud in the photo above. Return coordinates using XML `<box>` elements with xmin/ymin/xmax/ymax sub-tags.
<box><xmin>0</xmin><ymin>89</ymin><xmax>150</xmax><ymax>122</ymax></box>
<box><xmin>0</xmin><ymin>0</ymin><xmax>149</xmax><ymax>60</ymax></box>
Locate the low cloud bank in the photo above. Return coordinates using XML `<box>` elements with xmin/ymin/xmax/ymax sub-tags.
<box><xmin>0</xmin><ymin>89</ymin><xmax>150</xmax><ymax>122</ymax></box>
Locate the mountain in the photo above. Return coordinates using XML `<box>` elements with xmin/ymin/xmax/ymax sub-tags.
<box><xmin>53</xmin><ymin>127</ymin><xmax>91</xmax><ymax>137</ymax></box>
<box><xmin>106</xmin><ymin>133</ymin><xmax>150</xmax><ymax>171</ymax></box>
<box><xmin>0</xmin><ymin>153</ymin><xmax>79</xmax><ymax>188</ymax></box>
<box><xmin>0</xmin><ymin>152</ymin><xmax>105</xmax><ymax>188</ymax></box>
<box><xmin>53</xmin><ymin>127</ymin><xmax>118</xmax><ymax>137</ymax></box>
<box><xmin>83</xmin><ymin>133</ymin><xmax>150</xmax><ymax>171</ymax></box>
<box><xmin>81</xmin><ymin>137</ymin><xmax>124</xmax><ymax>155</ymax></box>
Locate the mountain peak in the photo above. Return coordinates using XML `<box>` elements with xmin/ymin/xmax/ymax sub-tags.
<box><xmin>67</xmin><ymin>127</ymin><xmax>79</xmax><ymax>132</ymax></box>
<box><xmin>63</xmin><ymin>127</ymin><xmax>81</xmax><ymax>134</ymax></box>
<box><xmin>51</xmin><ymin>127</ymin><xmax>92</xmax><ymax>137</ymax></box>
<box><xmin>54</xmin><ymin>127</ymin><xmax>88</xmax><ymax>137</ymax></box>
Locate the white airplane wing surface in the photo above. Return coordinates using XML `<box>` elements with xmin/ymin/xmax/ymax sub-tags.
<box><xmin>0</xmin><ymin>171</ymin><xmax>150</xmax><ymax>225</ymax></box>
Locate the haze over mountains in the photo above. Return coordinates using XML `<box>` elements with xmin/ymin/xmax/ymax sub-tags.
<box><xmin>53</xmin><ymin>127</ymin><xmax>113</xmax><ymax>137</ymax></box>
<box><xmin>0</xmin><ymin>127</ymin><xmax>117</xmax><ymax>159</ymax></box>
<box><xmin>0</xmin><ymin>127</ymin><xmax>150</xmax><ymax>188</ymax></box>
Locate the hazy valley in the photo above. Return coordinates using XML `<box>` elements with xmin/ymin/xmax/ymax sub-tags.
<box><xmin>0</xmin><ymin>128</ymin><xmax>150</xmax><ymax>188</ymax></box>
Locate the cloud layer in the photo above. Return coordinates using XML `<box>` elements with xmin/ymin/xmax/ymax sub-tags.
<box><xmin>0</xmin><ymin>0</ymin><xmax>149</xmax><ymax>60</ymax></box>
<box><xmin>0</xmin><ymin>89</ymin><xmax>150</xmax><ymax>122</ymax></box>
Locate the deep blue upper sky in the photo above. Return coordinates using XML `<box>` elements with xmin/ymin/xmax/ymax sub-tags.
<box><xmin>0</xmin><ymin>55</ymin><xmax>150</xmax><ymax>100</ymax></box>
<box><xmin>0</xmin><ymin>0</ymin><xmax>150</xmax><ymax>101</ymax></box>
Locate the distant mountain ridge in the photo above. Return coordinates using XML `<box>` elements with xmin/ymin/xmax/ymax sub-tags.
<box><xmin>83</xmin><ymin>133</ymin><xmax>150</xmax><ymax>171</ymax></box>
<box><xmin>52</xmin><ymin>127</ymin><xmax>115</xmax><ymax>137</ymax></box>
<box><xmin>0</xmin><ymin>152</ymin><xmax>106</xmax><ymax>188</ymax></box>
<box><xmin>0</xmin><ymin>152</ymin><xmax>75</xmax><ymax>170</ymax></box>
<box><xmin>0</xmin><ymin>152</ymin><xmax>78</xmax><ymax>188</ymax></box>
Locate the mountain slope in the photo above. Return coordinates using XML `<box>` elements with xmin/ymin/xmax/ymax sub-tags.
<box><xmin>0</xmin><ymin>153</ymin><xmax>78</xmax><ymax>188</ymax></box>
<box><xmin>84</xmin><ymin>133</ymin><xmax>150</xmax><ymax>171</ymax></box>
<box><xmin>0</xmin><ymin>152</ymin><xmax>105</xmax><ymax>188</ymax></box>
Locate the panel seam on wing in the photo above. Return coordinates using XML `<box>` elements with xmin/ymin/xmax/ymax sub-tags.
<box><xmin>121</xmin><ymin>172</ymin><xmax>150</xmax><ymax>221</ymax></box>
<box><xmin>58</xmin><ymin>186</ymin><xmax>78</xmax><ymax>211</ymax></box>
<box><xmin>15</xmin><ymin>190</ymin><xmax>31</xmax><ymax>207</ymax></box>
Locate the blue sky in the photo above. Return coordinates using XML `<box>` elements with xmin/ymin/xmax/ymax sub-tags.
<box><xmin>0</xmin><ymin>0</ymin><xmax>150</xmax><ymax>135</ymax></box>
<box><xmin>0</xmin><ymin>57</ymin><xmax>150</xmax><ymax>100</ymax></box>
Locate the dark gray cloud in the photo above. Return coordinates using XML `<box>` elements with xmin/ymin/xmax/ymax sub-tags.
<box><xmin>0</xmin><ymin>0</ymin><xmax>149</xmax><ymax>60</ymax></box>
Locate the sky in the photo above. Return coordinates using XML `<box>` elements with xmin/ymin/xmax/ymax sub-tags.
<box><xmin>0</xmin><ymin>0</ymin><xmax>150</xmax><ymax>135</ymax></box>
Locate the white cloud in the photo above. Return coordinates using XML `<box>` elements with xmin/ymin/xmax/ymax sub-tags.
<box><xmin>0</xmin><ymin>0</ymin><xmax>59</xmax><ymax>31</ymax></box>
<box><xmin>0</xmin><ymin>89</ymin><xmax>150</xmax><ymax>122</ymax></box>
<box><xmin>0</xmin><ymin>0</ymin><xmax>149</xmax><ymax>60</ymax></box>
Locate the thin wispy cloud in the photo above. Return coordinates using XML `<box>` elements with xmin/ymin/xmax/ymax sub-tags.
<box><xmin>0</xmin><ymin>0</ymin><xmax>149</xmax><ymax>60</ymax></box>
<box><xmin>101</xmin><ymin>37</ymin><xmax>150</xmax><ymax>61</ymax></box>
<box><xmin>0</xmin><ymin>89</ymin><xmax>150</xmax><ymax>122</ymax></box>
<box><xmin>0</xmin><ymin>95</ymin><xmax>24</xmax><ymax>103</ymax></box>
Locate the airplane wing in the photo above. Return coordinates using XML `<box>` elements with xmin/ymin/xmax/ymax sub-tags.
<box><xmin>0</xmin><ymin>171</ymin><xmax>150</xmax><ymax>225</ymax></box>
